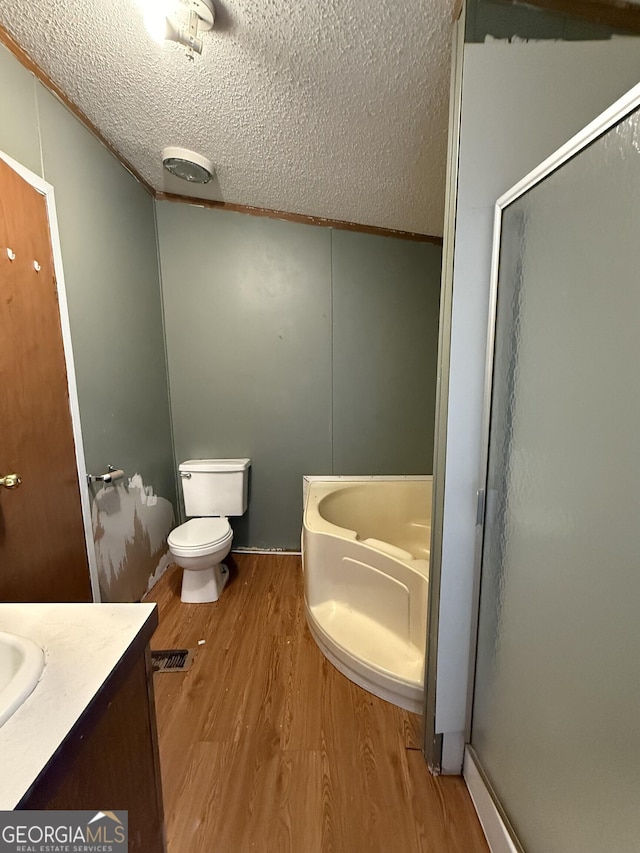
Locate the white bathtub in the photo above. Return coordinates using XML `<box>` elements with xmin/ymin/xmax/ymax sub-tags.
<box><xmin>302</xmin><ymin>477</ymin><xmax>431</xmax><ymax>713</ymax></box>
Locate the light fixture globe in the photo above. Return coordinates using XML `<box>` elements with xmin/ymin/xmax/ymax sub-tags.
<box><xmin>142</xmin><ymin>0</ymin><xmax>174</xmax><ymax>42</ymax></box>
<box><xmin>162</xmin><ymin>147</ymin><xmax>214</xmax><ymax>183</ymax></box>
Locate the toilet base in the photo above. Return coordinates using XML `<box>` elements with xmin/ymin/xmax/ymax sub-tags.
<box><xmin>181</xmin><ymin>562</ymin><xmax>229</xmax><ymax>604</ymax></box>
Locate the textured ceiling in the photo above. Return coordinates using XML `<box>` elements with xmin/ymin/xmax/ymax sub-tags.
<box><xmin>0</xmin><ymin>0</ymin><xmax>456</xmax><ymax>236</ymax></box>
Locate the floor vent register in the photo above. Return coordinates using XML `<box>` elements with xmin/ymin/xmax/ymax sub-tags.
<box><xmin>151</xmin><ymin>649</ymin><xmax>195</xmax><ymax>673</ymax></box>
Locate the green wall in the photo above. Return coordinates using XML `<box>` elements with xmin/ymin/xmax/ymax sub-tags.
<box><xmin>157</xmin><ymin>201</ymin><xmax>441</xmax><ymax>549</ymax></box>
<box><xmin>0</xmin><ymin>46</ymin><xmax>41</xmax><ymax>176</ymax></box>
<box><xmin>331</xmin><ymin>230</ymin><xmax>441</xmax><ymax>475</ymax></box>
<box><xmin>36</xmin><ymin>86</ymin><xmax>175</xmax><ymax>504</ymax></box>
<box><xmin>0</xmin><ymin>44</ymin><xmax>177</xmax><ymax>601</ymax></box>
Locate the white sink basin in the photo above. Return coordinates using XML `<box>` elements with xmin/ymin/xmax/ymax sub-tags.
<box><xmin>0</xmin><ymin>631</ymin><xmax>45</xmax><ymax>727</ymax></box>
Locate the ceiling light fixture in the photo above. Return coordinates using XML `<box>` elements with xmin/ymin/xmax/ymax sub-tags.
<box><xmin>142</xmin><ymin>0</ymin><xmax>215</xmax><ymax>59</ymax></box>
<box><xmin>162</xmin><ymin>147</ymin><xmax>214</xmax><ymax>183</ymax></box>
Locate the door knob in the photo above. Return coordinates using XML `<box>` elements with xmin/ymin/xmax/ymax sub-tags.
<box><xmin>0</xmin><ymin>474</ymin><xmax>22</xmax><ymax>489</ymax></box>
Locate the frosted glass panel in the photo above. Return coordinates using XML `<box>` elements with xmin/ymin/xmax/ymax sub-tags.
<box><xmin>472</xmin><ymin>108</ymin><xmax>640</xmax><ymax>853</ymax></box>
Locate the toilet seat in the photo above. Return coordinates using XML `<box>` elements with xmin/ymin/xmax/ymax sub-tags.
<box><xmin>168</xmin><ymin>517</ymin><xmax>232</xmax><ymax>558</ymax></box>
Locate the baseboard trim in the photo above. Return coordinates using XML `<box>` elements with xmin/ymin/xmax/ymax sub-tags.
<box><xmin>463</xmin><ymin>747</ymin><xmax>523</xmax><ymax>853</ymax></box>
<box><xmin>232</xmin><ymin>548</ymin><xmax>302</xmax><ymax>556</ymax></box>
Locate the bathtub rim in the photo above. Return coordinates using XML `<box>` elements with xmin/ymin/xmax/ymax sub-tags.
<box><xmin>303</xmin><ymin>474</ymin><xmax>432</xmax><ymax>509</ymax></box>
<box><xmin>303</xmin><ymin>475</ymin><xmax>432</xmax><ymax>559</ymax></box>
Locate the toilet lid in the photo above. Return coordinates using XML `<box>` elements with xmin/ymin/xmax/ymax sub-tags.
<box><xmin>168</xmin><ymin>517</ymin><xmax>232</xmax><ymax>551</ymax></box>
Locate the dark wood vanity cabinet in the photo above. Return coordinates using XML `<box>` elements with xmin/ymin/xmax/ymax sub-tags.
<box><xmin>18</xmin><ymin>613</ymin><xmax>166</xmax><ymax>853</ymax></box>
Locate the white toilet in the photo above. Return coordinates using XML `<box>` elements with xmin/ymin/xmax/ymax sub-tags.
<box><xmin>168</xmin><ymin>458</ymin><xmax>251</xmax><ymax>603</ymax></box>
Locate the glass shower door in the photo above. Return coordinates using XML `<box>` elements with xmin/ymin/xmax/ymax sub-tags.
<box><xmin>470</xmin><ymin>93</ymin><xmax>640</xmax><ymax>853</ymax></box>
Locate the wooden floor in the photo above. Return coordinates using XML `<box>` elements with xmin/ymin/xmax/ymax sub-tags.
<box><xmin>146</xmin><ymin>553</ymin><xmax>489</xmax><ymax>853</ymax></box>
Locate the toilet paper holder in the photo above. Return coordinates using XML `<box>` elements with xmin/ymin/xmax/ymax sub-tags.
<box><xmin>87</xmin><ymin>465</ymin><xmax>125</xmax><ymax>485</ymax></box>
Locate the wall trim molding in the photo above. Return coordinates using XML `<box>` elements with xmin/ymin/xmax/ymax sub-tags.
<box><xmin>232</xmin><ymin>548</ymin><xmax>302</xmax><ymax>556</ymax></box>
<box><xmin>155</xmin><ymin>193</ymin><xmax>443</xmax><ymax>244</ymax></box>
<box><xmin>463</xmin><ymin>747</ymin><xmax>524</xmax><ymax>853</ymax></box>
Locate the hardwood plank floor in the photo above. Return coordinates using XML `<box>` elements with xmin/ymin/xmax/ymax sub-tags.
<box><xmin>145</xmin><ymin>553</ymin><xmax>489</xmax><ymax>853</ymax></box>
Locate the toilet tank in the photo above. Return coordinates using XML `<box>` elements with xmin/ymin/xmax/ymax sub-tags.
<box><xmin>179</xmin><ymin>459</ymin><xmax>250</xmax><ymax>517</ymax></box>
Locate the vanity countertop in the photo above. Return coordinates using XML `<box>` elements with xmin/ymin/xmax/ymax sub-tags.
<box><xmin>0</xmin><ymin>602</ymin><xmax>157</xmax><ymax>810</ymax></box>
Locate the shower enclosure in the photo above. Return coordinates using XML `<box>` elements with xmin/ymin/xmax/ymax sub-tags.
<box><xmin>468</xmin><ymin>83</ymin><xmax>640</xmax><ymax>852</ymax></box>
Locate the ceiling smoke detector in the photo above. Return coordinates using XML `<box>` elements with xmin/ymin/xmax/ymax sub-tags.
<box><xmin>162</xmin><ymin>147</ymin><xmax>214</xmax><ymax>183</ymax></box>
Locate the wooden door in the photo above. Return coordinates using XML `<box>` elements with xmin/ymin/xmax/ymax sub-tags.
<box><xmin>0</xmin><ymin>158</ymin><xmax>92</xmax><ymax>601</ymax></box>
